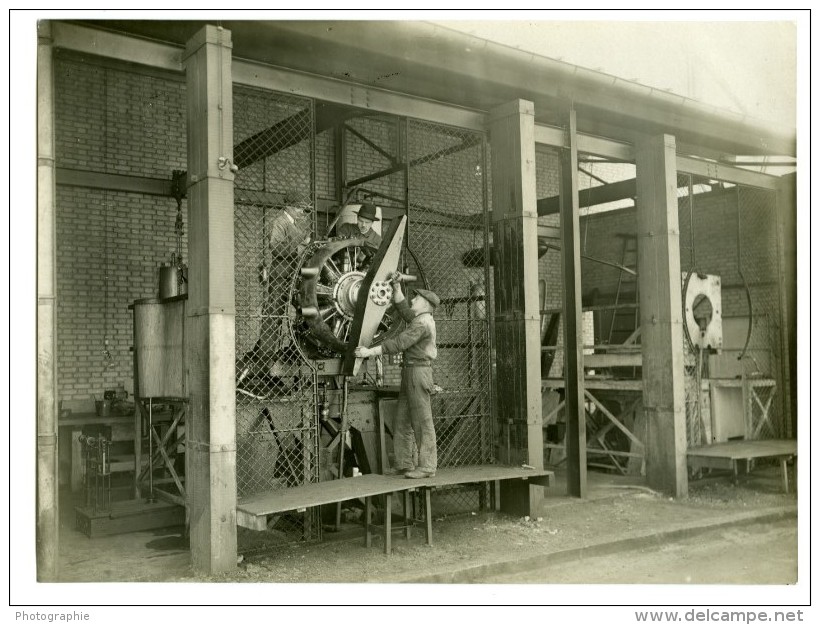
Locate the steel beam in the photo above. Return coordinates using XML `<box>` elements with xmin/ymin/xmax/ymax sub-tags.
<box><xmin>538</xmin><ymin>178</ymin><xmax>636</xmax><ymax>216</ymax></box>
<box><xmin>51</xmin><ymin>21</ymin><xmax>487</xmax><ymax>132</ymax></box>
<box><xmin>56</xmin><ymin>168</ymin><xmax>174</xmax><ymax>196</ymax></box>
<box><xmin>535</xmin><ymin>123</ymin><xmax>634</xmax><ymax>161</ymax></box>
<box><xmin>676</xmin><ymin>155</ymin><xmax>781</xmax><ymax>190</ymax></box>
<box><xmin>233</xmin><ymin>60</ymin><xmax>486</xmax><ymax>132</ymax></box>
<box><xmin>776</xmin><ymin>174</ymin><xmax>796</xmax><ymax>438</ymax></box>
<box><xmin>52</xmin><ymin>21</ymin><xmax>183</xmax><ymax>71</ymax></box>
<box><xmin>559</xmin><ymin>107</ymin><xmax>587</xmax><ymax>498</ymax></box>
<box><xmin>183</xmin><ymin>24</ymin><xmax>238</xmax><ymax>575</ymax></box>
<box><xmin>537</xmin><ymin>122</ymin><xmax>788</xmax><ymax>192</ymax></box>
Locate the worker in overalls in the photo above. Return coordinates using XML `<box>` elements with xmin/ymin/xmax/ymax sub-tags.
<box><xmin>355</xmin><ymin>279</ymin><xmax>439</xmax><ymax>479</ymax></box>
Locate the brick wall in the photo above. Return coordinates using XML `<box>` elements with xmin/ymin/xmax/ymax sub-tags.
<box><xmin>54</xmin><ymin>58</ymin><xmax>187</xmax><ymax>403</ymax></box>
<box><xmin>580</xmin><ymin>185</ymin><xmax>780</xmax><ymax>336</ymax></box>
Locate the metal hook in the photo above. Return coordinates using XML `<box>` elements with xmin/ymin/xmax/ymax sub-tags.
<box><xmin>218</xmin><ymin>156</ymin><xmax>239</xmax><ymax>173</ymax></box>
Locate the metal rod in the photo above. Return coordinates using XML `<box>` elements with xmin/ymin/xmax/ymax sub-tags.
<box><xmin>147</xmin><ymin>398</ymin><xmax>156</xmax><ymax>503</ymax></box>
<box><xmin>345</xmin><ymin>164</ymin><xmax>405</xmax><ymax>188</ymax></box>
<box><xmin>335</xmin><ymin>377</ymin><xmax>350</xmax><ymax>530</ymax></box>
<box><xmin>344</xmin><ymin>123</ymin><xmax>396</xmax><ymax>162</ymax></box>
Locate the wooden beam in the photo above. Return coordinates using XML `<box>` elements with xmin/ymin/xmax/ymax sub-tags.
<box><xmin>559</xmin><ymin>107</ymin><xmax>587</xmax><ymax>498</ymax></box>
<box><xmin>636</xmin><ymin>134</ymin><xmax>688</xmax><ymax>498</ymax></box>
<box><xmin>488</xmin><ymin>99</ymin><xmax>544</xmax><ymax>516</ymax></box>
<box><xmin>183</xmin><ymin>24</ymin><xmax>238</xmax><ymax>574</ymax></box>
<box><xmin>584</xmin><ymin>353</ymin><xmax>642</xmax><ymax>368</ymax></box>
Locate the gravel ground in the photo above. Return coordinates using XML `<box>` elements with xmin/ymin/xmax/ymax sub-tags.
<box><xmin>174</xmin><ymin>468</ymin><xmax>797</xmax><ymax>584</ymax></box>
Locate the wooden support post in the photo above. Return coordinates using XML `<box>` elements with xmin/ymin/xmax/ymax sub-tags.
<box><xmin>776</xmin><ymin>174</ymin><xmax>796</xmax><ymax>438</ymax></box>
<box><xmin>488</xmin><ymin>100</ymin><xmax>544</xmax><ymax>515</ymax></box>
<box><xmin>559</xmin><ymin>106</ymin><xmax>587</xmax><ymax>498</ymax></box>
<box><xmin>183</xmin><ymin>25</ymin><xmax>238</xmax><ymax>574</ymax></box>
<box><xmin>384</xmin><ymin>492</ymin><xmax>393</xmax><ymax>554</ymax></box>
<box><xmin>635</xmin><ymin>134</ymin><xmax>688</xmax><ymax>498</ymax></box>
<box><xmin>403</xmin><ymin>490</ymin><xmax>411</xmax><ymax>540</ymax></box>
<box><xmin>424</xmin><ymin>488</ymin><xmax>433</xmax><ymax>546</ymax></box>
<box><xmin>37</xmin><ymin>19</ymin><xmax>59</xmax><ymax>582</ymax></box>
<box><xmin>365</xmin><ymin>496</ymin><xmax>372</xmax><ymax>547</ymax></box>
<box><xmin>780</xmin><ymin>459</ymin><xmax>789</xmax><ymax>494</ymax></box>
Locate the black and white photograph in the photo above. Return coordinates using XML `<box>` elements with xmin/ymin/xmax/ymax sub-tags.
<box><xmin>11</xmin><ymin>8</ymin><xmax>810</xmax><ymax>617</ymax></box>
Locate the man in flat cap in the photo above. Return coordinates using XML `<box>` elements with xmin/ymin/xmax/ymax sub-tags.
<box><xmin>355</xmin><ymin>277</ymin><xmax>439</xmax><ymax>478</ymax></box>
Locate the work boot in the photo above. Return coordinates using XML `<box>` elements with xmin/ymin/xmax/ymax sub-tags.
<box><xmin>405</xmin><ymin>469</ymin><xmax>435</xmax><ymax>479</ymax></box>
<box><xmin>383</xmin><ymin>467</ymin><xmax>413</xmax><ymax>476</ymax></box>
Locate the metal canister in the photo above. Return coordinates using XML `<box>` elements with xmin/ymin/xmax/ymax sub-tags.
<box><xmin>159</xmin><ymin>264</ymin><xmax>179</xmax><ymax>299</ymax></box>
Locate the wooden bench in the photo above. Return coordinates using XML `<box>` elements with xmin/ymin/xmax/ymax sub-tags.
<box><xmin>687</xmin><ymin>439</ymin><xmax>797</xmax><ymax>493</ymax></box>
<box><xmin>236</xmin><ymin>465</ymin><xmax>553</xmax><ymax>554</ymax></box>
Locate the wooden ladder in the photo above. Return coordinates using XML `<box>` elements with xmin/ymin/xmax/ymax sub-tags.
<box><xmin>607</xmin><ymin>234</ymin><xmax>639</xmax><ymax>346</ymax></box>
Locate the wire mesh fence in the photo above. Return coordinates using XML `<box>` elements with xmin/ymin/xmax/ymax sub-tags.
<box><xmin>230</xmin><ymin>92</ymin><xmax>495</xmax><ymax>538</ymax></box>
<box><xmin>407</xmin><ymin>118</ymin><xmax>492</xmax><ymax>512</ymax></box>
<box><xmin>233</xmin><ymin>85</ymin><xmax>320</xmax><ymax>541</ymax></box>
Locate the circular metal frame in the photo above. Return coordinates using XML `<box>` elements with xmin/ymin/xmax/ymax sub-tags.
<box><xmin>293</xmin><ymin>236</ymin><xmax>402</xmax><ymax>358</ymax></box>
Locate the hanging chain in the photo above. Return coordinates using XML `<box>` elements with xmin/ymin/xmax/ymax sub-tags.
<box><xmin>102</xmin><ymin>68</ymin><xmax>113</xmax><ymax>369</ymax></box>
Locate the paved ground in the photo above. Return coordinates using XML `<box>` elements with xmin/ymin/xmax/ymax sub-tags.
<box><xmin>483</xmin><ymin>517</ymin><xmax>797</xmax><ymax>584</ymax></box>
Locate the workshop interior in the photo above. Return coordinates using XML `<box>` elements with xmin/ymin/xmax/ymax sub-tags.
<box><xmin>36</xmin><ymin>20</ymin><xmax>797</xmax><ymax>578</ymax></box>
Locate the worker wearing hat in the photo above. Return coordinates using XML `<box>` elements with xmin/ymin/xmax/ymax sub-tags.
<box><xmin>255</xmin><ymin>190</ymin><xmax>313</xmax><ymax>360</ymax></box>
<box><xmin>337</xmin><ymin>202</ymin><xmax>382</xmax><ymax>249</ymax></box>
<box><xmin>269</xmin><ymin>191</ymin><xmax>312</xmax><ymax>258</ymax></box>
<box><xmin>355</xmin><ymin>277</ymin><xmax>439</xmax><ymax>479</ymax></box>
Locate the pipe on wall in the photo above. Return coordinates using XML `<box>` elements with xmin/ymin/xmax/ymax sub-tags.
<box><xmin>37</xmin><ymin>19</ymin><xmax>60</xmax><ymax>582</ymax></box>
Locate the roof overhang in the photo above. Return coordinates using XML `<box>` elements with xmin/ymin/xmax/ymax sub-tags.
<box><xmin>65</xmin><ymin>19</ymin><xmax>796</xmax><ymax>158</ymax></box>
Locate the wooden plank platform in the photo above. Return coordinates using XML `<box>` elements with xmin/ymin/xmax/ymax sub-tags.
<box><xmin>542</xmin><ymin>378</ymin><xmax>643</xmax><ymax>391</ymax></box>
<box><xmin>236</xmin><ymin>465</ymin><xmax>553</xmax><ymax>531</ymax></box>
<box><xmin>687</xmin><ymin>439</ymin><xmax>796</xmax><ymax>493</ymax></box>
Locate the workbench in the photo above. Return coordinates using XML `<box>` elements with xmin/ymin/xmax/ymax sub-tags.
<box><xmin>58</xmin><ymin>410</ymin><xmax>174</xmax><ymax>494</ymax></box>
<box><xmin>58</xmin><ymin>413</ymin><xmax>136</xmax><ymax>492</ymax></box>
<box><xmin>687</xmin><ymin>439</ymin><xmax>796</xmax><ymax>492</ymax></box>
<box><xmin>236</xmin><ymin>465</ymin><xmax>553</xmax><ymax>553</ymax></box>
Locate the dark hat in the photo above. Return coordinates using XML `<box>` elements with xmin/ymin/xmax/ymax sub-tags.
<box><xmin>282</xmin><ymin>191</ymin><xmax>312</xmax><ymax>213</ymax></box>
<box><xmin>414</xmin><ymin>288</ymin><xmax>440</xmax><ymax>308</ymax></box>
<box><xmin>355</xmin><ymin>203</ymin><xmax>380</xmax><ymax>222</ymax></box>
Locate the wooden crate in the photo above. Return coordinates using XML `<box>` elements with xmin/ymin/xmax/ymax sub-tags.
<box><xmin>75</xmin><ymin>499</ymin><xmax>185</xmax><ymax>538</ymax></box>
